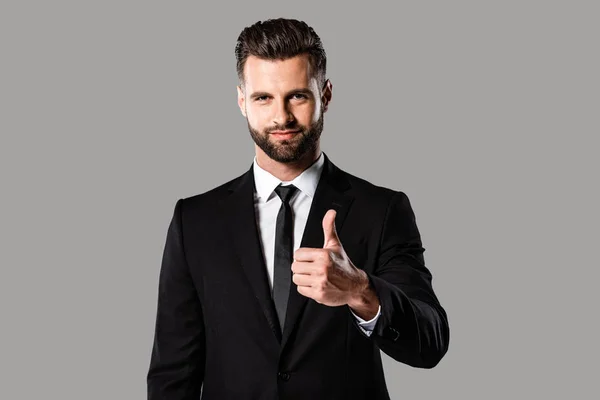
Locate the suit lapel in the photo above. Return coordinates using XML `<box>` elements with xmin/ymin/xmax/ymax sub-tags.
<box><xmin>219</xmin><ymin>165</ymin><xmax>283</xmax><ymax>343</ymax></box>
<box><xmin>219</xmin><ymin>152</ymin><xmax>354</xmax><ymax>349</ymax></box>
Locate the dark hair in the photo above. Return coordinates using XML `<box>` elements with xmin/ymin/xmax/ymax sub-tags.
<box><xmin>235</xmin><ymin>18</ymin><xmax>327</xmax><ymax>91</ymax></box>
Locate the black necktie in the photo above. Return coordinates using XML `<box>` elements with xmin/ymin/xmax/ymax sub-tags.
<box><xmin>272</xmin><ymin>183</ymin><xmax>298</xmax><ymax>334</ymax></box>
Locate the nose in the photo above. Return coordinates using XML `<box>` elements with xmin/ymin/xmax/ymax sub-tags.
<box><xmin>272</xmin><ymin>99</ymin><xmax>294</xmax><ymax>126</ymax></box>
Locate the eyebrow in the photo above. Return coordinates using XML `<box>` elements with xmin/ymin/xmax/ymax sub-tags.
<box><xmin>249</xmin><ymin>88</ymin><xmax>313</xmax><ymax>100</ymax></box>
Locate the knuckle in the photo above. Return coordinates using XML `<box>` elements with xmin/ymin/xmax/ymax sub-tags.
<box><xmin>319</xmin><ymin>280</ymin><xmax>327</xmax><ymax>292</ymax></box>
<box><xmin>320</xmin><ymin>250</ymin><xmax>330</xmax><ymax>262</ymax></box>
<box><xmin>322</xmin><ymin>251</ymin><xmax>333</xmax><ymax>266</ymax></box>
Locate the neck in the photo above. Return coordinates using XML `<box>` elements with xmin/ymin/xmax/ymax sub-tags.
<box><xmin>255</xmin><ymin>146</ymin><xmax>321</xmax><ymax>182</ymax></box>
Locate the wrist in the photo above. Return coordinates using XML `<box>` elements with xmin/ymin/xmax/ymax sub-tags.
<box><xmin>348</xmin><ymin>270</ymin><xmax>380</xmax><ymax>319</ymax></box>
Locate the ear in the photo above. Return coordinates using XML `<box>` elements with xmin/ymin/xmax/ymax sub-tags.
<box><xmin>237</xmin><ymin>85</ymin><xmax>247</xmax><ymax>117</ymax></box>
<box><xmin>321</xmin><ymin>79</ymin><xmax>333</xmax><ymax>113</ymax></box>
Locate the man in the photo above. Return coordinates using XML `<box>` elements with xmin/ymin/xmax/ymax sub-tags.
<box><xmin>147</xmin><ymin>18</ymin><xmax>449</xmax><ymax>400</ymax></box>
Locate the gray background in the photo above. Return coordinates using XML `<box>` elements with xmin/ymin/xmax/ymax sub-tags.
<box><xmin>1</xmin><ymin>0</ymin><xmax>598</xmax><ymax>398</ymax></box>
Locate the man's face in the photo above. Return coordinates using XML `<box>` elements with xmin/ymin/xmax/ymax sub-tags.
<box><xmin>237</xmin><ymin>54</ymin><xmax>332</xmax><ymax>163</ymax></box>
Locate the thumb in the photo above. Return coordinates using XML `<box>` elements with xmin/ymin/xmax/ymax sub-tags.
<box><xmin>322</xmin><ymin>209</ymin><xmax>341</xmax><ymax>248</ymax></box>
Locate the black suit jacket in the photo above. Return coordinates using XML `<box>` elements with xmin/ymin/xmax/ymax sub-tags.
<box><xmin>147</xmin><ymin>152</ymin><xmax>449</xmax><ymax>399</ymax></box>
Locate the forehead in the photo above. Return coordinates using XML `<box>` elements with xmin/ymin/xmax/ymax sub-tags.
<box><xmin>243</xmin><ymin>54</ymin><xmax>315</xmax><ymax>89</ymax></box>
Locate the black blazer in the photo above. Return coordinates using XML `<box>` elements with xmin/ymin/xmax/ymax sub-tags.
<box><xmin>147</xmin><ymin>152</ymin><xmax>449</xmax><ymax>400</ymax></box>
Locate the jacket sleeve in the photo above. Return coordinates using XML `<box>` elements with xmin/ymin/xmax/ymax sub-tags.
<box><xmin>147</xmin><ymin>199</ymin><xmax>206</xmax><ymax>399</ymax></box>
<box><xmin>365</xmin><ymin>191</ymin><xmax>450</xmax><ymax>368</ymax></box>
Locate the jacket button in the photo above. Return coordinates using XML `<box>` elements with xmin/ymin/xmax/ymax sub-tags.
<box><xmin>278</xmin><ymin>372</ymin><xmax>290</xmax><ymax>381</ymax></box>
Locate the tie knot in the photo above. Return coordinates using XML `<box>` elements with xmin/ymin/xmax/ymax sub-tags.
<box><xmin>274</xmin><ymin>184</ymin><xmax>298</xmax><ymax>204</ymax></box>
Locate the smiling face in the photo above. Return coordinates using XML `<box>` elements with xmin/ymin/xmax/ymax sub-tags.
<box><xmin>237</xmin><ymin>53</ymin><xmax>332</xmax><ymax>163</ymax></box>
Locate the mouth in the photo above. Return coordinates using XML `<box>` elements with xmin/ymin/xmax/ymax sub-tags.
<box><xmin>270</xmin><ymin>130</ymin><xmax>300</xmax><ymax>140</ymax></box>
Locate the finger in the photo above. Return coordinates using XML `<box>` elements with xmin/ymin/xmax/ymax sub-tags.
<box><xmin>292</xmin><ymin>272</ymin><xmax>313</xmax><ymax>287</ymax></box>
<box><xmin>322</xmin><ymin>209</ymin><xmax>341</xmax><ymax>248</ymax></box>
<box><xmin>291</xmin><ymin>260</ymin><xmax>321</xmax><ymax>275</ymax></box>
<box><xmin>294</xmin><ymin>247</ymin><xmax>326</xmax><ymax>262</ymax></box>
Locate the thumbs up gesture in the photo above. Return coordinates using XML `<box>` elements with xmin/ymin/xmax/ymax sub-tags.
<box><xmin>292</xmin><ymin>209</ymin><xmax>376</xmax><ymax>311</ymax></box>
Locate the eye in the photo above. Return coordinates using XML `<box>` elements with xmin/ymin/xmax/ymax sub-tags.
<box><xmin>292</xmin><ymin>93</ymin><xmax>308</xmax><ymax>100</ymax></box>
<box><xmin>255</xmin><ymin>95</ymin><xmax>269</xmax><ymax>101</ymax></box>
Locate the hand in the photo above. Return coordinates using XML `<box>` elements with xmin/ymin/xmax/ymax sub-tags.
<box><xmin>292</xmin><ymin>209</ymin><xmax>372</xmax><ymax>309</ymax></box>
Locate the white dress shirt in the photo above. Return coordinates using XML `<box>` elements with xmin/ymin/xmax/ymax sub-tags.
<box><xmin>252</xmin><ymin>151</ymin><xmax>381</xmax><ymax>336</ymax></box>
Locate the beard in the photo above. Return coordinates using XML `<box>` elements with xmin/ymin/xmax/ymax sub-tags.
<box><xmin>246</xmin><ymin>107</ymin><xmax>324</xmax><ymax>163</ymax></box>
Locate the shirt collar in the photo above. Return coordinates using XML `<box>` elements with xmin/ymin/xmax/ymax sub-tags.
<box><xmin>253</xmin><ymin>151</ymin><xmax>325</xmax><ymax>203</ymax></box>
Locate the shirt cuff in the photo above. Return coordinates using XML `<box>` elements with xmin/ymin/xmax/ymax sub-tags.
<box><xmin>350</xmin><ymin>305</ymin><xmax>381</xmax><ymax>336</ymax></box>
